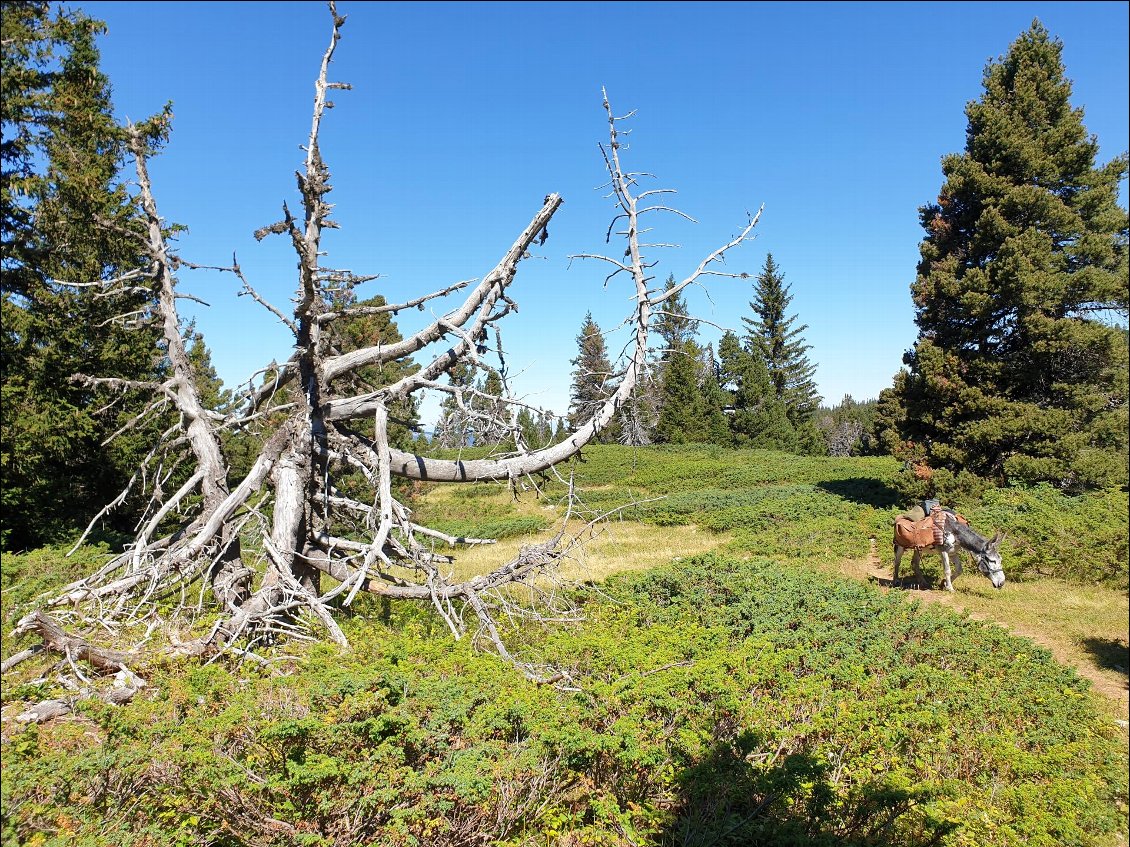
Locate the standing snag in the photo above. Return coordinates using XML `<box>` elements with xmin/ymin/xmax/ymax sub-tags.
<box><xmin>7</xmin><ymin>4</ymin><xmax>761</xmax><ymax>686</ymax></box>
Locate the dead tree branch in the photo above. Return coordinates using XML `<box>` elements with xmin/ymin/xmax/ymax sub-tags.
<box><xmin>3</xmin><ymin>3</ymin><xmax>760</xmax><ymax>686</ymax></box>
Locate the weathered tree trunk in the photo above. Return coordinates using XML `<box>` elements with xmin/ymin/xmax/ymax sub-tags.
<box><xmin>6</xmin><ymin>3</ymin><xmax>761</xmax><ymax>690</ymax></box>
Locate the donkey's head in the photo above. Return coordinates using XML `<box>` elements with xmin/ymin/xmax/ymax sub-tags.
<box><xmin>974</xmin><ymin>531</ymin><xmax>1005</xmax><ymax>589</ymax></box>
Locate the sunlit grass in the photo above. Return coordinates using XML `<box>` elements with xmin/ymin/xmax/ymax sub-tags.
<box><xmin>440</xmin><ymin>517</ymin><xmax>725</xmax><ymax>584</ymax></box>
<box><xmin>945</xmin><ymin>577</ymin><xmax>1129</xmax><ymax>718</ymax></box>
<box><xmin>412</xmin><ymin>477</ymin><xmax>728</xmax><ymax>582</ymax></box>
<box><xmin>414</xmin><ymin>467</ymin><xmax>1130</xmax><ymax>724</ymax></box>
<box><xmin>843</xmin><ymin>550</ymin><xmax>1130</xmax><ymax>721</ymax></box>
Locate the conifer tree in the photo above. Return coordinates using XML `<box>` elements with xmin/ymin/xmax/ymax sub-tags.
<box><xmin>1</xmin><ymin>3</ymin><xmax>164</xmax><ymax>548</ymax></box>
<box><xmin>325</xmin><ymin>290</ymin><xmax>419</xmax><ymax>449</ymax></box>
<box><xmin>471</xmin><ymin>370</ymin><xmax>507</xmax><ymax>446</ymax></box>
<box><xmin>699</xmin><ymin>343</ymin><xmax>733</xmax><ymax>445</ymax></box>
<box><xmin>568</xmin><ymin>312</ymin><xmax>620</xmax><ymax>442</ymax></box>
<box><xmin>717</xmin><ymin>330</ymin><xmax>795</xmax><ymax>449</ymax></box>
<box><xmin>656</xmin><ymin>338</ymin><xmax>711</xmax><ymax>444</ymax></box>
<box><xmin>884</xmin><ymin>20</ymin><xmax>1128</xmax><ymax>495</ymax></box>
<box><xmin>742</xmin><ymin>254</ymin><xmax>821</xmax><ymax>436</ymax></box>
<box><xmin>814</xmin><ymin>394</ymin><xmax>879</xmax><ymax>457</ymax></box>
<box><xmin>651</xmin><ymin>276</ymin><xmax>722</xmax><ymax>444</ymax></box>
<box><xmin>433</xmin><ymin>361</ymin><xmax>474</xmax><ymax>447</ymax></box>
<box><xmin>617</xmin><ymin>364</ymin><xmax>660</xmax><ymax>446</ymax></box>
<box><xmin>653</xmin><ymin>274</ymin><xmax>695</xmax><ymax>355</ymax></box>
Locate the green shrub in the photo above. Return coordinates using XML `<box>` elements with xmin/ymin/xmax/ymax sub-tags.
<box><xmin>3</xmin><ymin>446</ymin><xmax>1126</xmax><ymax>846</ymax></box>
<box><xmin>2</xmin><ymin>555</ymin><xmax>1124</xmax><ymax>847</ymax></box>
<box><xmin>970</xmin><ymin>485</ymin><xmax>1129</xmax><ymax>589</ymax></box>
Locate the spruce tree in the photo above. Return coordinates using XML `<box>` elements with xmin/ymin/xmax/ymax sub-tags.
<box><xmin>653</xmin><ymin>274</ymin><xmax>695</xmax><ymax>355</ymax></box>
<box><xmin>656</xmin><ymin>338</ymin><xmax>711</xmax><ymax>444</ymax></box>
<box><xmin>434</xmin><ymin>360</ymin><xmax>474</xmax><ymax>447</ymax></box>
<box><xmin>325</xmin><ymin>290</ymin><xmax>420</xmax><ymax>449</ymax></box>
<box><xmin>742</xmin><ymin>254</ymin><xmax>822</xmax><ymax>434</ymax></box>
<box><xmin>885</xmin><ymin>20</ymin><xmax>1128</xmax><ymax>495</ymax></box>
<box><xmin>568</xmin><ymin>312</ymin><xmax>620</xmax><ymax>442</ymax></box>
<box><xmin>717</xmin><ymin>330</ymin><xmax>795</xmax><ymax>449</ymax></box>
<box><xmin>651</xmin><ymin>276</ymin><xmax>723</xmax><ymax>444</ymax></box>
<box><xmin>1</xmin><ymin>3</ymin><xmax>165</xmax><ymax>549</ymax></box>
<box><xmin>471</xmin><ymin>370</ymin><xmax>506</xmax><ymax>446</ymax></box>
<box><xmin>699</xmin><ymin>343</ymin><xmax>732</xmax><ymax>445</ymax></box>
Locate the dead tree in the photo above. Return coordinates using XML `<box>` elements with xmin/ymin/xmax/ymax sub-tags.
<box><xmin>7</xmin><ymin>3</ymin><xmax>761</xmax><ymax>688</ymax></box>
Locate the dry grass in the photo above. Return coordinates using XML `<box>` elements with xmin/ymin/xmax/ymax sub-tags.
<box><xmin>413</xmin><ymin>481</ymin><xmax>727</xmax><ymax>583</ymax></box>
<box><xmin>447</xmin><ymin>518</ymin><xmax>725</xmax><ymax>583</ymax></box>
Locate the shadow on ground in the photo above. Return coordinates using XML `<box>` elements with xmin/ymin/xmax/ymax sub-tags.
<box><xmin>817</xmin><ymin>478</ymin><xmax>902</xmax><ymax>510</ymax></box>
<box><xmin>659</xmin><ymin>734</ymin><xmax>955</xmax><ymax>847</ymax></box>
<box><xmin>1082</xmin><ymin>637</ymin><xmax>1129</xmax><ymax>686</ymax></box>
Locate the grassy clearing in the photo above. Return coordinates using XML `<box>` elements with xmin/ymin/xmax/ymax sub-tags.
<box><xmin>413</xmin><ymin>445</ymin><xmax>1130</xmax><ymax>723</ymax></box>
<box><xmin>2</xmin><ymin>444</ymin><xmax>1127</xmax><ymax>847</ymax></box>
<box><xmin>412</xmin><ymin>479</ymin><xmax>728</xmax><ymax>583</ymax></box>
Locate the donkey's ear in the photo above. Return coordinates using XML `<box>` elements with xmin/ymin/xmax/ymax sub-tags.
<box><xmin>990</xmin><ymin>531</ymin><xmax>1005</xmax><ymax>547</ymax></box>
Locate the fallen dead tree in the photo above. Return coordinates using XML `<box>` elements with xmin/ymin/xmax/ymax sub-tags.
<box><xmin>4</xmin><ymin>2</ymin><xmax>761</xmax><ymax>698</ymax></box>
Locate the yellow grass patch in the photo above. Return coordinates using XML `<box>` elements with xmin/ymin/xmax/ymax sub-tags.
<box><xmin>441</xmin><ymin>518</ymin><xmax>726</xmax><ymax>584</ymax></box>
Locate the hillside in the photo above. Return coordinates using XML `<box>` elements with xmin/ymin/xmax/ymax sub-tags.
<box><xmin>2</xmin><ymin>445</ymin><xmax>1127</xmax><ymax>846</ymax></box>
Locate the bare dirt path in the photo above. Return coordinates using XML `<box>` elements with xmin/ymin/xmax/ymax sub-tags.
<box><xmin>847</xmin><ymin>538</ymin><xmax>1129</xmax><ymax>724</ymax></box>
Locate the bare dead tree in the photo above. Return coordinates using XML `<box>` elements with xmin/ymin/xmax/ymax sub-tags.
<box><xmin>6</xmin><ymin>4</ymin><xmax>761</xmax><ymax>692</ymax></box>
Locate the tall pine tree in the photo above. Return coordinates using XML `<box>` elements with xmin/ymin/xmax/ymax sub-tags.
<box><xmin>742</xmin><ymin>254</ymin><xmax>823</xmax><ymax>452</ymax></box>
<box><xmin>568</xmin><ymin>312</ymin><xmax>620</xmax><ymax>443</ymax></box>
<box><xmin>716</xmin><ymin>330</ymin><xmax>795</xmax><ymax>449</ymax></box>
<box><xmin>2</xmin><ymin>3</ymin><xmax>166</xmax><ymax>549</ymax></box>
<box><xmin>649</xmin><ymin>277</ymin><xmax>729</xmax><ymax>445</ymax></box>
<box><xmin>656</xmin><ymin>338</ymin><xmax>711</xmax><ymax>444</ymax></box>
<box><xmin>881</xmin><ymin>20</ymin><xmax>1128</xmax><ymax>496</ymax></box>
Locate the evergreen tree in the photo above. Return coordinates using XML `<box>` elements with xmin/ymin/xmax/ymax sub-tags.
<box><xmin>814</xmin><ymin>394</ymin><xmax>879</xmax><ymax>457</ymax></box>
<box><xmin>433</xmin><ymin>361</ymin><xmax>474</xmax><ymax>448</ymax></box>
<box><xmin>656</xmin><ymin>338</ymin><xmax>712</xmax><ymax>444</ymax></box>
<box><xmin>650</xmin><ymin>276</ymin><xmax>726</xmax><ymax>444</ymax></box>
<box><xmin>1</xmin><ymin>3</ymin><xmax>165</xmax><ymax>549</ymax></box>
<box><xmin>537</xmin><ymin>410</ymin><xmax>557</xmax><ymax>447</ymax></box>
<box><xmin>716</xmin><ymin>330</ymin><xmax>795</xmax><ymax>449</ymax></box>
<box><xmin>699</xmin><ymin>343</ymin><xmax>733</xmax><ymax>445</ymax></box>
<box><xmin>552</xmin><ymin>416</ymin><xmax>568</xmax><ymax>444</ymax></box>
<box><xmin>617</xmin><ymin>362</ymin><xmax>660</xmax><ymax>447</ymax></box>
<box><xmin>653</xmin><ymin>274</ymin><xmax>695</xmax><ymax>355</ymax></box>
<box><xmin>470</xmin><ymin>370</ymin><xmax>507</xmax><ymax>446</ymax></box>
<box><xmin>325</xmin><ymin>290</ymin><xmax>419</xmax><ymax>449</ymax></box>
<box><xmin>742</xmin><ymin>254</ymin><xmax>822</xmax><ymax>434</ymax></box>
<box><xmin>884</xmin><ymin>21</ymin><xmax>1129</xmax><ymax>495</ymax></box>
<box><xmin>516</xmin><ymin>407</ymin><xmax>540</xmax><ymax>449</ymax></box>
<box><xmin>568</xmin><ymin>312</ymin><xmax>620</xmax><ymax>442</ymax></box>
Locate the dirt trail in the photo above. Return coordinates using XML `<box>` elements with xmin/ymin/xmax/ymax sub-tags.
<box><xmin>849</xmin><ymin>539</ymin><xmax>1129</xmax><ymax>723</ymax></box>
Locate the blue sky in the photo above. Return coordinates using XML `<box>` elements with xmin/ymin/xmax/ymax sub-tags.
<box><xmin>78</xmin><ymin>1</ymin><xmax>1129</xmax><ymax>424</ymax></box>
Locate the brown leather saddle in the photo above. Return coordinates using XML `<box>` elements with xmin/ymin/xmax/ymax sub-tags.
<box><xmin>894</xmin><ymin>507</ymin><xmax>968</xmax><ymax>549</ymax></box>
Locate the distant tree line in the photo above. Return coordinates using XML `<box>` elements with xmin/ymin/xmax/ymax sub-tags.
<box><xmin>565</xmin><ymin>257</ymin><xmax>836</xmax><ymax>455</ymax></box>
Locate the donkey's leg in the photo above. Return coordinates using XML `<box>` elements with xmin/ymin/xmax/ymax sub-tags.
<box><xmin>941</xmin><ymin>551</ymin><xmax>954</xmax><ymax>592</ymax></box>
<box><xmin>911</xmin><ymin>550</ymin><xmax>924</xmax><ymax>589</ymax></box>
<box><xmin>893</xmin><ymin>545</ymin><xmax>903</xmax><ymax>586</ymax></box>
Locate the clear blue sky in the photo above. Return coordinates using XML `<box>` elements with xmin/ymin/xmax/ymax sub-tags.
<box><xmin>78</xmin><ymin>1</ymin><xmax>1129</xmax><ymax>425</ymax></box>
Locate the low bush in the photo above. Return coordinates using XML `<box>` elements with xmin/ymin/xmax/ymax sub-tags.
<box><xmin>970</xmin><ymin>484</ymin><xmax>1129</xmax><ymax>589</ymax></box>
<box><xmin>2</xmin><ymin>554</ymin><xmax>1125</xmax><ymax>847</ymax></box>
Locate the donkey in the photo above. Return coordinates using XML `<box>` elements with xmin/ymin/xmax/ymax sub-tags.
<box><xmin>893</xmin><ymin>511</ymin><xmax>1005</xmax><ymax>592</ymax></box>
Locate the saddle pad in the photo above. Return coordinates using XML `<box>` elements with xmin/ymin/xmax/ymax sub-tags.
<box><xmin>894</xmin><ymin>510</ymin><xmax>969</xmax><ymax>549</ymax></box>
<box><xmin>894</xmin><ymin>515</ymin><xmax>936</xmax><ymax>549</ymax></box>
